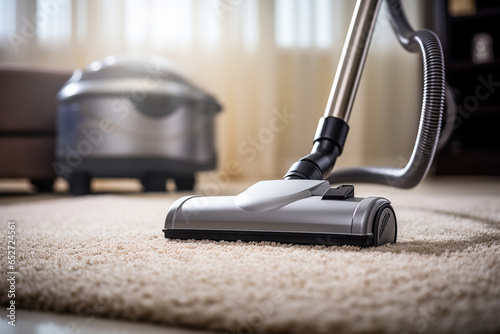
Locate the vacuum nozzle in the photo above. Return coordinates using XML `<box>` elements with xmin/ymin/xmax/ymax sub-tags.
<box><xmin>164</xmin><ymin>180</ymin><xmax>396</xmax><ymax>247</ymax></box>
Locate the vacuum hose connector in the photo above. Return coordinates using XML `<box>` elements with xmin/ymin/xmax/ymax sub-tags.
<box><xmin>326</xmin><ymin>0</ymin><xmax>445</xmax><ymax>188</ymax></box>
<box><xmin>285</xmin><ymin>117</ymin><xmax>349</xmax><ymax>180</ymax></box>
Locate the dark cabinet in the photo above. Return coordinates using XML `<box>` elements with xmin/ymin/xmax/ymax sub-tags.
<box><xmin>431</xmin><ymin>0</ymin><xmax>500</xmax><ymax>175</ymax></box>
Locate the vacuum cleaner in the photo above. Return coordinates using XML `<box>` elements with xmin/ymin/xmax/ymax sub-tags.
<box><xmin>56</xmin><ymin>55</ymin><xmax>221</xmax><ymax>195</ymax></box>
<box><xmin>163</xmin><ymin>0</ymin><xmax>445</xmax><ymax>247</ymax></box>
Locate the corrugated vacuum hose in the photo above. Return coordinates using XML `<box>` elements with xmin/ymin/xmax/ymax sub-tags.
<box><xmin>326</xmin><ymin>0</ymin><xmax>446</xmax><ymax>188</ymax></box>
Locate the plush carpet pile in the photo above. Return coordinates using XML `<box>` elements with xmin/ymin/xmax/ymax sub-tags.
<box><xmin>1</xmin><ymin>185</ymin><xmax>500</xmax><ymax>333</ymax></box>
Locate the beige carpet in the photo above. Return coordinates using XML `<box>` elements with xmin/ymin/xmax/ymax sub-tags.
<box><xmin>1</xmin><ymin>182</ymin><xmax>500</xmax><ymax>334</ymax></box>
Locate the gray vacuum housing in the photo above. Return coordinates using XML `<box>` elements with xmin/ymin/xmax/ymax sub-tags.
<box><xmin>55</xmin><ymin>55</ymin><xmax>221</xmax><ymax>194</ymax></box>
<box><xmin>164</xmin><ymin>180</ymin><xmax>397</xmax><ymax>247</ymax></box>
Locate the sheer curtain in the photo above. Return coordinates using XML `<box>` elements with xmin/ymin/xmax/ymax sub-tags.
<box><xmin>0</xmin><ymin>0</ymin><xmax>423</xmax><ymax>180</ymax></box>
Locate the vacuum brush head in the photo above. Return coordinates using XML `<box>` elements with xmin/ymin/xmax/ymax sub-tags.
<box><xmin>164</xmin><ymin>180</ymin><xmax>396</xmax><ymax>247</ymax></box>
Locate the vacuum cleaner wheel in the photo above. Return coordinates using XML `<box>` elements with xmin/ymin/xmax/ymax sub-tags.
<box><xmin>65</xmin><ymin>172</ymin><xmax>196</xmax><ymax>195</ymax></box>
<box><xmin>69</xmin><ymin>172</ymin><xmax>92</xmax><ymax>196</ymax></box>
<box><xmin>174</xmin><ymin>175</ymin><xmax>195</xmax><ymax>191</ymax></box>
<box><xmin>141</xmin><ymin>173</ymin><xmax>168</xmax><ymax>192</ymax></box>
<box><xmin>372</xmin><ymin>203</ymin><xmax>397</xmax><ymax>246</ymax></box>
<box><xmin>30</xmin><ymin>178</ymin><xmax>55</xmax><ymax>193</ymax></box>
<box><xmin>141</xmin><ymin>173</ymin><xmax>196</xmax><ymax>192</ymax></box>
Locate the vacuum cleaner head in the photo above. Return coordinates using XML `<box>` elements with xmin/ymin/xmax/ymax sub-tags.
<box><xmin>164</xmin><ymin>180</ymin><xmax>397</xmax><ymax>247</ymax></box>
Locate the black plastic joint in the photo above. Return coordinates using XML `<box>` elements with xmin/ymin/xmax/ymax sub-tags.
<box><xmin>284</xmin><ymin>116</ymin><xmax>350</xmax><ymax>180</ymax></box>
<box><xmin>314</xmin><ymin>116</ymin><xmax>349</xmax><ymax>155</ymax></box>
<box><xmin>285</xmin><ymin>160</ymin><xmax>323</xmax><ymax>180</ymax></box>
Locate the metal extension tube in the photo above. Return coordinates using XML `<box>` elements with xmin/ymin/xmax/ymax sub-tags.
<box><xmin>325</xmin><ymin>0</ymin><xmax>382</xmax><ymax>122</ymax></box>
<box><xmin>284</xmin><ymin>0</ymin><xmax>383</xmax><ymax>180</ymax></box>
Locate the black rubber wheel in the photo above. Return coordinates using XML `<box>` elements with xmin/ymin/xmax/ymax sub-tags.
<box><xmin>69</xmin><ymin>173</ymin><xmax>92</xmax><ymax>196</ymax></box>
<box><xmin>372</xmin><ymin>203</ymin><xmax>397</xmax><ymax>246</ymax></box>
<box><xmin>31</xmin><ymin>178</ymin><xmax>55</xmax><ymax>193</ymax></box>
<box><xmin>141</xmin><ymin>174</ymin><xmax>167</xmax><ymax>192</ymax></box>
<box><xmin>174</xmin><ymin>175</ymin><xmax>195</xmax><ymax>191</ymax></box>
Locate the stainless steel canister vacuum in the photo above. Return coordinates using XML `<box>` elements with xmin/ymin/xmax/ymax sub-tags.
<box><xmin>163</xmin><ymin>0</ymin><xmax>445</xmax><ymax>247</ymax></box>
<box><xmin>55</xmin><ymin>55</ymin><xmax>221</xmax><ymax>195</ymax></box>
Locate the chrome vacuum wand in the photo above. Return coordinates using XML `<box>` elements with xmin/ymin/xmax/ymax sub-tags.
<box><xmin>285</xmin><ymin>0</ymin><xmax>382</xmax><ymax>180</ymax></box>
<box><xmin>163</xmin><ymin>0</ymin><xmax>445</xmax><ymax>247</ymax></box>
